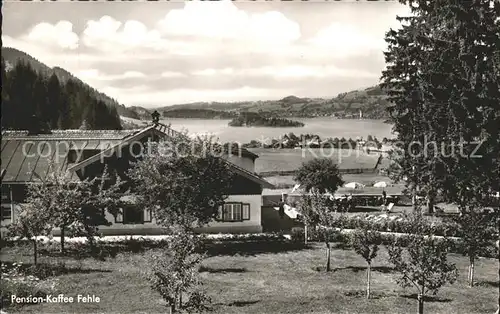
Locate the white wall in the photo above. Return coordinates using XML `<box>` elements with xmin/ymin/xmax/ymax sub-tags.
<box><xmin>99</xmin><ymin>194</ymin><xmax>262</xmax><ymax>234</ymax></box>
<box><xmin>0</xmin><ymin>203</ymin><xmax>19</xmax><ymax>229</ymax></box>
<box><xmin>1</xmin><ymin>195</ymin><xmax>263</xmax><ymax>237</ymax></box>
<box><xmin>196</xmin><ymin>194</ymin><xmax>262</xmax><ymax>233</ymax></box>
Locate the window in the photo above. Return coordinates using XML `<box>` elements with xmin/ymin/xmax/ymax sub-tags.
<box><xmin>1</xmin><ymin>185</ymin><xmax>12</xmax><ymax>221</ymax></box>
<box><xmin>115</xmin><ymin>205</ymin><xmax>145</xmax><ymax>224</ymax></box>
<box><xmin>216</xmin><ymin>202</ymin><xmax>251</xmax><ymax>222</ymax></box>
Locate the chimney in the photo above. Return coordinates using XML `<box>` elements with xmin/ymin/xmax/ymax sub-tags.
<box><xmin>27</xmin><ymin>114</ymin><xmax>51</xmax><ymax>135</ymax></box>
<box><xmin>27</xmin><ymin>114</ymin><xmax>41</xmax><ymax>135</ymax></box>
<box><xmin>151</xmin><ymin>110</ymin><xmax>160</xmax><ymax>126</ymax></box>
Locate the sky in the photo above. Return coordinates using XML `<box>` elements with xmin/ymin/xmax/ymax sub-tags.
<box><xmin>2</xmin><ymin>1</ymin><xmax>411</xmax><ymax>108</ymax></box>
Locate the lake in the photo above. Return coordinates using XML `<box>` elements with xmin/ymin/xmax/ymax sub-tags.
<box><xmin>162</xmin><ymin>118</ymin><xmax>394</xmax><ymax>144</ymax></box>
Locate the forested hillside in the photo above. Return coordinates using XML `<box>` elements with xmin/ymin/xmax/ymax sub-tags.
<box><xmin>2</xmin><ymin>47</ymin><xmax>142</xmax><ymax>120</ymax></box>
<box><xmin>162</xmin><ymin>108</ymin><xmax>236</xmax><ymax>119</ymax></box>
<box><xmin>158</xmin><ymin>86</ymin><xmax>391</xmax><ymax>119</ymax></box>
<box><xmin>1</xmin><ymin>59</ymin><xmax>122</xmax><ymax>130</ymax></box>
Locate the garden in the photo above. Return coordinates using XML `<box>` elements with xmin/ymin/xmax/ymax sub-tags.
<box><xmin>1</xmin><ymin>231</ymin><xmax>498</xmax><ymax>314</ymax></box>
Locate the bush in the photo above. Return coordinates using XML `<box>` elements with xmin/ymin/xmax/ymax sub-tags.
<box><xmin>335</xmin><ymin>213</ymin><xmax>498</xmax><ymax>240</ymax></box>
<box><xmin>1</xmin><ymin>262</ymin><xmax>58</xmax><ymax>309</ymax></box>
<box><xmin>291</xmin><ymin>228</ymin><xmax>304</xmax><ymax>243</ymax></box>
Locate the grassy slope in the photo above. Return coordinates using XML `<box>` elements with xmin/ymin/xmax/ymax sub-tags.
<box><xmin>2</xmin><ymin>243</ymin><xmax>497</xmax><ymax>314</ymax></box>
<box><xmin>265</xmin><ymin>173</ymin><xmax>395</xmax><ymax>189</ymax></box>
<box><xmin>251</xmin><ymin>148</ymin><xmax>381</xmax><ymax>173</ymax></box>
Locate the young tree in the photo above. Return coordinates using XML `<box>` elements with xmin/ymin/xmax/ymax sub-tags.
<box><xmin>147</xmin><ymin>231</ymin><xmax>209</xmax><ymax>313</ymax></box>
<box><xmin>295</xmin><ymin>158</ymin><xmax>344</xmax><ymax>250</ymax></box>
<box><xmin>294</xmin><ymin>158</ymin><xmax>344</xmax><ymax>194</ymax></box>
<box><xmin>387</xmin><ymin>212</ymin><xmax>458</xmax><ymax>314</ymax></box>
<box><xmin>382</xmin><ymin>1</ymin><xmax>500</xmax><ymax>307</ymax></box>
<box><xmin>128</xmin><ymin>133</ymin><xmax>234</xmax><ymax>313</ymax></box>
<box><xmin>8</xmin><ymin>197</ymin><xmax>53</xmax><ymax>265</ymax></box>
<box><xmin>452</xmin><ymin>208</ymin><xmax>497</xmax><ymax>287</ymax></box>
<box><xmin>30</xmin><ymin>163</ymin><xmax>124</xmax><ymax>254</ymax></box>
<box><xmin>128</xmin><ymin>134</ymin><xmax>234</xmax><ymax>231</ymax></box>
<box><xmin>350</xmin><ymin>222</ymin><xmax>382</xmax><ymax>299</ymax></box>
<box><xmin>297</xmin><ymin>191</ymin><xmax>346</xmax><ymax>272</ymax></box>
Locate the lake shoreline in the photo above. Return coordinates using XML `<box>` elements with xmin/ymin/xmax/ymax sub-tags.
<box><xmin>121</xmin><ymin>116</ymin><xmax>394</xmax><ymax>143</ymax></box>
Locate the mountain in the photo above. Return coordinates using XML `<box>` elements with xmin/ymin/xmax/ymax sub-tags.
<box><xmin>155</xmin><ymin>85</ymin><xmax>391</xmax><ymax>119</ymax></box>
<box><xmin>1</xmin><ymin>47</ymin><xmax>145</xmax><ymax>120</ymax></box>
<box><xmin>162</xmin><ymin>108</ymin><xmax>236</xmax><ymax>119</ymax></box>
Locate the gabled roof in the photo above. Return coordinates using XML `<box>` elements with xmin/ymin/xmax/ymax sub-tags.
<box><xmin>1</xmin><ymin>129</ymin><xmax>141</xmax><ymax>183</ymax></box>
<box><xmin>66</xmin><ymin>123</ymin><xmax>272</xmax><ymax>188</ymax></box>
<box><xmin>1</xmin><ymin>124</ymin><xmax>273</xmax><ymax>188</ymax></box>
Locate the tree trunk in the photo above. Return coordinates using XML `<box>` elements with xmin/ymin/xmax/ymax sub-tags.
<box><xmin>467</xmin><ymin>263</ymin><xmax>471</xmax><ymax>286</ymax></box>
<box><xmin>412</xmin><ymin>183</ymin><xmax>418</xmax><ymax>212</ymax></box>
<box><xmin>417</xmin><ymin>293</ymin><xmax>424</xmax><ymax>314</ymax></box>
<box><xmin>366</xmin><ymin>262</ymin><xmax>371</xmax><ymax>299</ymax></box>
<box><xmin>427</xmin><ymin>194</ymin><xmax>434</xmax><ymax>215</ymax></box>
<box><xmin>469</xmin><ymin>256</ymin><xmax>475</xmax><ymax>287</ymax></box>
<box><xmin>326</xmin><ymin>242</ymin><xmax>331</xmax><ymax>272</ymax></box>
<box><xmin>33</xmin><ymin>238</ymin><xmax>38</xmax><ymax>266</ymax></box>
<box><xmin>60</xmin><ymin>227</ymin><xmax>65</xmax><ymax>254</ymax></box>
<box><xmin>304</xmin><ymin>223</ymin><xmax>308</xmax><ymax>245</ymax></box>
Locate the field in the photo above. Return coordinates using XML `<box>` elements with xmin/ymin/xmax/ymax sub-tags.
<box><xmin>2</xmin><ymin>241</ymin><xmax>498</xmax><ymax>314</ymax></box>
<box><xmin>265</xmin><ymin>173</ymin><xmax>395</xmax><ymax>189</ymax></box>
<box><xmin>249</xmin><ymin>148</ymin><xmax>382</xmax><ymax>174</ymax></box>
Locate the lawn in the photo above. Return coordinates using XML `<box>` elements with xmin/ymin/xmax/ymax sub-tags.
<box><xmin>1</xmin><ymin>240</ymin><xmax>498</xmax><ymax>314</ymax></box>
<box><xmin>249</xmin><ymin>148</ymin><xmax>381</xmax><ymax>174</ymax></box>
<box><xmin>264</xmin><ymin>173</ymin><xmax>395</xmax><ymax>189</ymax></box>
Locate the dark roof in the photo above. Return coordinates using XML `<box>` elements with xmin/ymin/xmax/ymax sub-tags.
<box><xmin>1</xmin><ymin>129</ymin><xmax>140</xmax><ymax>183</ymax></box>
<box><xmin>66</xmin><ymin>123</ymin><xmax>273</xmax><ymax>189</ymax></box>
<box><xmin>2</xmin><ymin>129</ymin><xmax>143</xmax><ymax>140</ymax></box>
<box><xmin>223</xmin><ymin>143</ymin><xmax>259</xmax><ymax>160</ymax></box>
<box><xmin>1</xmin><ymin>124</ymin><xmax>273</xmax><ymax>188</ymax></box>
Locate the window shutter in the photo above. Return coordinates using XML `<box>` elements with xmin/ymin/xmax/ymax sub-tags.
<box><xmin>233</xmin><ymin>203</ymin><xmax>242</xmax><ymax>221</ymax></box>
<box><xmin>1</xmin><ymin>185</ymin><xmax>12</xmax><ymax>221</ymax></box>
<box><xmin>116</xmin><ymin>208</ymin><xmax>123</xmax><ymax>223</ymax></box>
<box><xmin>216</xmin><ymin>205</ymin><xmax>223</xmax><ymax>220</ymax></box>
<box><xmin>242</xmin><ymin>204</ymin><xmax>250</xmax><ymax>220</ymax></box>
<box><xmin>1</xmin><ymin>185</ymin><xmax>11</xmax><ymax>202</ymax></box>
<box><xmin>144</xmin><ymin>208</ymin><xmax>152</xmax><ymax>223</ymax></box>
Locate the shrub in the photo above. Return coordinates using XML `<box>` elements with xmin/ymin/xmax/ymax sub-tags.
<box><xmin>146</xmin><ymin>233</ymin><xmax>210</xmax><ymax>313</ymax></box>
<box><xmin>291</xmin><ymin>228</ymin><xmax>305</xmax><ymax>243</ymax></box>
<box><xmin>0</xmin><ymin>262</ymin><xmax>58</xmax><ymax>309</ymax></box>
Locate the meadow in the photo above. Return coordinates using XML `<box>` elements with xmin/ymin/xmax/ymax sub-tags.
<box><xmin>1</xmin><ymin>239</ymin><xmax>497</xmax><ymax>314</ymax></box>
<box><xmin>250</xmin><ymin>148</ymin><xmax>382</xmax><ymax>175</ymax></box>
<box><xmin>264</xmin><ymin>173</ymin><xmax>395</xmax><ymax>189</ymax></box>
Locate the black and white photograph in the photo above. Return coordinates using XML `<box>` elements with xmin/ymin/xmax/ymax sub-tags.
<box><xmin>1</xmin><ymin>0</ymin><xmax>499</xmax><ymax>313</ymax></box>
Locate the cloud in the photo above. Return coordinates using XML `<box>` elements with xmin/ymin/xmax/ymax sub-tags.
<box><xmin>161</xmin><ymin>71</ymin><xmax>187</xmax><ymax>78</ymax></box>
<box><xmin>2</xmin><ymin>2</ymin><xmax>411</xmax><ymax>106</ymax></box>
<box><xmin>101</xmin><ymin>85</ymin><xmax>294</xmax><ymax>107</ymax></box>
<box><xmin>23</xmin><ymin>21</ymin><xmax>79</xmax><ymax>50</ymax></box>
<box><xmin>192</xmin><ymin>68</ymin><xmax>235</xmax><ymax>76</ymax></box>
<box><xmin>82</xmin><ymin>16</ymin><xmax>167</xmax><ymax>52</ymax></box>
<box><xmin>191</xmin><ymin>65</ymin><xmax>378</xmax><ymax>79</ymax></box>
<box><xmin>157</xmin><ymin>1</ymin><xmax>301</xmax><ymax>45</ymax></box>
<box><xmin>308</xmin><ymin>23</ymin><xmax>385</xmax><ymax>56</ymax></box>
<box><xmin>77</xmin><ymin>69</ymin><xmax>147</xmax><ymax>81</ymax></box>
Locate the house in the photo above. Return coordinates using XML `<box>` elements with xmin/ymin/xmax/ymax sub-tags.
<box><xmin>1</xmin><ymin>120</ymin><xmax>274</xmax><ymax>236</ymax></box>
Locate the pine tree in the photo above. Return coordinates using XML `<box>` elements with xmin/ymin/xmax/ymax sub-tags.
<box><xmin>47</xmin><ymin>73</ymin><xmax>62</xmax><ymax>129</ymax></box>
<box><xmin>382</xmin><ymin>1</ymin><xmax>500</xmax><ymax>310</ymax></box>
